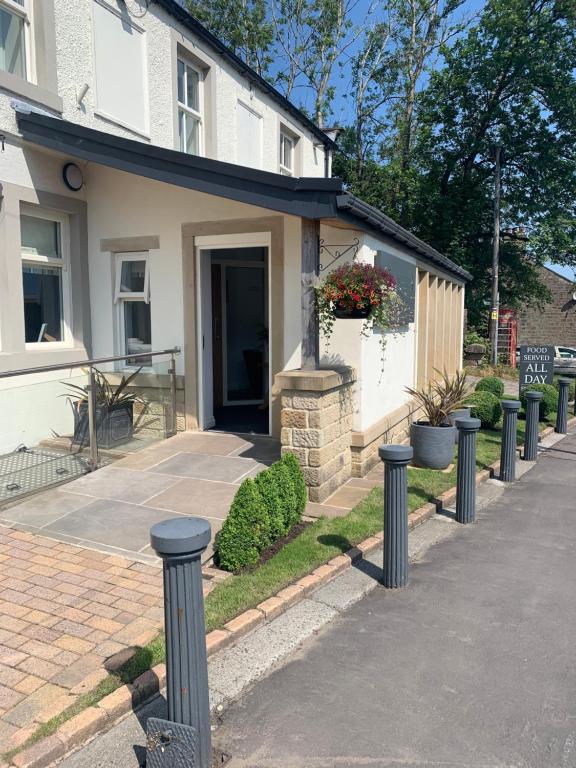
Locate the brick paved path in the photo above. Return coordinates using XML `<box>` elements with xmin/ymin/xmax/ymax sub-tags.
<box><xmin>0</xmin><ymin>526</ymin><xmax>165</xmax><ymax>754</ymax></box>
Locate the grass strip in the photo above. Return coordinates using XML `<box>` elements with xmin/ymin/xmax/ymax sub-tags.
<box><xmin>3</xmin><ymin>417</ymin><xmax>555</xmax><ymax>761</ymax></box>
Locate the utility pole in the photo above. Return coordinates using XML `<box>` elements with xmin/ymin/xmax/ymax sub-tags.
<box><xmin>490</xmin><ymin>145</ymin><xmax>502</xmax><ymax>366</ymax></box>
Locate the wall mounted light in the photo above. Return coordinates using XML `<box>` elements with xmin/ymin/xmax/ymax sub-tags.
<box><xmin>63</xmin><ymin>163</ymin><xmax>84</xmax><ymax>191</ymax></box>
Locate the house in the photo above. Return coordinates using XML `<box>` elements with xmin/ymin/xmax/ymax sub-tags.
<box><xmin>0</xmin><ymin>0</ymin><xmax>470</xmax><ymax>502</ymax></box>
<box><xmin>518</xmin><ymin>265</ymin><xmax>576</xmax><ymax>348</ymax></box>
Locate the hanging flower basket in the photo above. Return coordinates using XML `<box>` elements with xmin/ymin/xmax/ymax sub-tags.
<box><xmin>332</xmin><ymin>305</ymin><xmax>371</xmax><ymax>320</ymax></box>
<box><xmin>315</xmin><ymin>262</ymin><xmax>403</xmax><ymax>344</ymax></box>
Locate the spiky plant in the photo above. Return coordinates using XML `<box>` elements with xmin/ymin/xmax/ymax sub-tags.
<box><xmin>61</xmin><ymin>367</ymin><xmax>144</xmax><ymax>410</ymax></box>
<box><xmin>406</xmin><ymin>369</ymin><xmax>471</xmax><ymax>427</ymax></box>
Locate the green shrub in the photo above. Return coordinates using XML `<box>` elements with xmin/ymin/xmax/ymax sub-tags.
<box><xmin>216</xmin><ymin>478</ymin><xmax>271</xmax><ymax>572</ymax></box>
<box><xmin>475</xmin><ymin>376</ymin><xmax>504</xmax><ymax>399</ymax></box>
<box><xmin>465</xmin><ymin>391</ymin><xmax>502</xmax><ymax>429</ymax></box>
<box><xmin>255</xmin><ymin>468</ymin><xmax>286</xmax><ymax>539</ymax></box>
<box><xmin>281</xmin><ymin>452</ymin><xmax>307</xmax><ymax>526</ymax></box>
<box><xmin>270</xmin><ymin>459</ymin><xmax>298</xmax><ymax>532</ymax></box>
<box><xmin>520</xmin><ymin>383</ymin><xmax>558</xmax><ymax>420</ymax></box>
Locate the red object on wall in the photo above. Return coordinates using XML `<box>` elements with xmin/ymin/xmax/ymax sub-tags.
<box><xmin>499</xmin><ymin>309</ymin><xmax>518</xmax><ymax>367</ymax></box>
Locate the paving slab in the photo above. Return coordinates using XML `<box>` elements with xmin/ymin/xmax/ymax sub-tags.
<box><xmin>62</xmin><ymin>467</ymin><xmax>178</xmax><ymax>504</ymax></box>
<box><xmin>148</xmin><ymin>452</ymin><xmax>258</xmax><ymax>483</ymax></box>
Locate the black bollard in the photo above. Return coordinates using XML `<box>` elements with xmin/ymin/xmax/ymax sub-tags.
<box><xmin>379</xmin><ymin>444</ymin><xmax>412</xmax><ymax>588</ymax></box>
<box><xmin>148</xmin><ymin>517</ymin><xmax>212</xmax><ymax>768</ymax></box>
<box><xmin>500</xmin><ymin>400</ymin><xmax>521</xmax><ymax>482</ymax></box>
<box><xmin>455</xmin><ymin>417</ymin><xmax>481</xmax><ymax>524</ymax></box>
<box><xmin>523</xmin><ymin>390</ymin><xmax>543</xmax><ymax>461</ymax></box>
<box><xmin>555</xmin><ymin>378</ymin><xmax>570</xmax><ymax>434</ymax></box>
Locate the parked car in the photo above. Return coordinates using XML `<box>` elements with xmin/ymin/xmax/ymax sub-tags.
<box><xmin>515</xmin><ymin>346</ymin><xmax>576</xmax><ymax>376</ymax></box>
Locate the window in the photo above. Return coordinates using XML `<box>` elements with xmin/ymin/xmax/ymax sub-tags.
<box><xmin>177</xmin><ymin>58</ymin><xmax>202</xmax><ymax>155</ymax></box>
<box><xmin>93</xmin><ymin>0</ymin><xmax>148</xmax><ymax>135</ymax></box>
<box><xmin>20</xmin><ymin>209</ymin><xmax>70</xmax><ymax>345</ymax></box>
<box><xmin>0</xmin><ymin>0</ymin><xmax>27</xmax><ymax>78</ymax></box>
<box><xmin>114</xmin><ymin>253</ymin><xmax>151</xmax><ymax>365</ymax></box>
<box><xmin>279</xmin><ymin>131</ymin><xmax>296</xmax><ymax>176</ymax></box>
<box><xmin>237</xmin><ymin>102</ymin><xmax>262</xmax><ymax>169</ymax></box>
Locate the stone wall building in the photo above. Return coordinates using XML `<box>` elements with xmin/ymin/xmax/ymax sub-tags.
<box><xmin>518</xmin><ymin>266</ymin><xmax>576</xmax><ymax>347</ymax></box>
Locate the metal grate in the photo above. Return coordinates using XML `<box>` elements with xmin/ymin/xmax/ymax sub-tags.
<box><xmin>0</xmin><ymin>447</ymin><xmax>89</xmax><ymax>505</ymax></box>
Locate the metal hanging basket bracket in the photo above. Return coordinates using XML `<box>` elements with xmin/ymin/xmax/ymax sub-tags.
<box><xmin>318</xmin><ymin>237</ymin><xmax>360</xmax><ymax>273</ymax></box>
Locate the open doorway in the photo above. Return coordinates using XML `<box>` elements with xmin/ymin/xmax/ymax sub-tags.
<box><xmin>197</xmin><ymin>243</ymin><xmax>270</xmax><ymax>434</ymax></box>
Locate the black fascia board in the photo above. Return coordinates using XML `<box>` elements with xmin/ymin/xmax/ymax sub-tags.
<box><xmin>152</xmin><ymin>0</ymin><xmax>335</xmax><ymax>151</ymax></box>
<box><xmin>16</xmin><ymin>111</ymin><xmax>342</xmax><ymax>219</ymax></box>
<box><xmin>336</xmin><ymin>194</ymin><xmax>472</xmax><ymax>282</ymax></box>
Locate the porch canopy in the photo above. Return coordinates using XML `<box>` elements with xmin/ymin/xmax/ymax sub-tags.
<box><xmin>15</xmin><ymin>107</ymin><xmax>471</xmax><ymax>368</ymax></box>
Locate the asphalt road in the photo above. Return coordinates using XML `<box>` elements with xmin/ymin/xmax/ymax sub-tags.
<box><xmin>214</xmin><ymin>432</ymin><xmax>576</xmax><ymax>768</ymax></box>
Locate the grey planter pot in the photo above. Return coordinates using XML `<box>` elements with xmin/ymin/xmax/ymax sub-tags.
<box><xmin>445</xmin><ymin>407</ymin><xmax>471</xmax><ymax>443</ymax></box>
<box><xmin>410</xmin><ymin>421</ymin><xmax>456</xmax><ymax>470</ymax></box>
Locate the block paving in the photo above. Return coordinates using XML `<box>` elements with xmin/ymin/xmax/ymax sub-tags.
<box><xmin>0</xmin><ymin>525</ymin><xmax>168</xmax><ymax>754</ymax></box>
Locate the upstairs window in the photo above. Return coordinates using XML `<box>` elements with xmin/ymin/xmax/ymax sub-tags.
<box><xmin>0</xmin><ymin>0</ymin><xmax>27</xmax><ymax>79</ymax></box>
<box><xmin>177</xmin><ymin>58</ymin><xmax>203</xmax><ymax>155</ymax></box>
<box><xmin>21</xmin><ymin>209</ymin><xmax>70</xmax><ymax>345</ymax></box>
<box><xmin>279</xmin><ymin>131</ymin><xmax>296</xmax><ymax>176</ymax></box>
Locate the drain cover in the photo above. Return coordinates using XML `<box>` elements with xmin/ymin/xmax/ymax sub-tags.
<box><xmin>146</xmin><ymin>718</ymin><xmax>198</xmax><ymax>767</ymax></box>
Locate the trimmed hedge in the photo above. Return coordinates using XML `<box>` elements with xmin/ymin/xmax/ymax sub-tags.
<box><xmin>215</xmin><ymin>478</ymin><xmax>271</xmax><ymax>572</ymax></box>
<box><xmin>465</xmin><ymin>391</ymin><xmax>502</xmax><ymax>429</ymax></box>
<box><xmin>520</xmin><ymin>383</ymin><xmax>558</xmax><ymax>420</ymax></box>
<box><xmin>475</xmin><ymin>376</ymin><xmax>504</xmax><ymax>399</ymax></box>
<box><xmin>216</xmin><ymin>452</ymin><xmax>307</xmax><ymax>573</ymax></box>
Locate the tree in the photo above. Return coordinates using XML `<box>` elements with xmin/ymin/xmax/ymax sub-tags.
<box><xmin>407</xmin><ymin>0</ymin><xmax>576</xmax><ymax>323</ymax></box>
<box><xmin>186</xmin><ymin>0</ymin><xmax>275</xmax><ymax>76</ymax></box>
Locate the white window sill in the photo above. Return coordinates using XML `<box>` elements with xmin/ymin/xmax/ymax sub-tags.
<box><xmin>1</xmin><ymin>70</ymin><xmax>62</xmax><ymax>114</ymax></box>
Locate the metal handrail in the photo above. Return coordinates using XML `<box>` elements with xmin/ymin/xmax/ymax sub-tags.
<box><xmin>0</xmin><ymin>347</ymin><xmax>181</xmax><ymax>472</ymax></box>
<box><xmin>0</xmin><ymin>347</ymin><xmax>181</xmax><ymax>379</ymax></box>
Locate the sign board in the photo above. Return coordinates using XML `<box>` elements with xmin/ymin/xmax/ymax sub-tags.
<box><xmin>518</xmin><ymin>345</ymin><xmax>554</xmax><ymax>392</ymax></box>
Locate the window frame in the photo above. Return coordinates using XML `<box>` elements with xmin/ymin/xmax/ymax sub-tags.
<box><xmin>0</xmin><ymin>0</ymin><xmax>33</xmax><ymax>82</ymax></box>
<box><xmin>177</xmin><ymin>56</ymin><xmax>204</xmax><ymax>156</ymax></box>
<box><xmin>20</xmin><ymin>206</ymin><xmax>72</xmax><ymax>349</ymax></box>
<box><xmin>114</xmin><ymin>252</ymin><xmax>152</xmax><ymax>369</ymax></box>
<box><xmin>279</xmin><ymin>130</ymin><xmax>296</xmax><ymax>176</ymax></box>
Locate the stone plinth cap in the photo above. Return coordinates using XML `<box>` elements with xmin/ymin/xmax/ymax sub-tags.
<box><xmin>275</xmin><ymin>366</ymin><xmax>356</xmax><ymax>392</ymax></box>
<box><xmin>455</xmin><ymin>417</ymin><xmax>481</xmax><ymax>431</ymax></box>
<box><xmin>150</xmin><ymin>517</ymin><xmax>211</xmax><ymax>557</ymax></box>
<box><xmin>501</xmin><ymin>400</ymin><xmax>521</xmax><ymax>411</ymax></box>
<box><xmin>378</xmin><ymin>444</ymin><xmax>413</xmax><ymax>463</ymax></box>
<box><xmin>525</xmin><ymin>390</ymin><xmax>543</xmax><ymax>400</ymax></box>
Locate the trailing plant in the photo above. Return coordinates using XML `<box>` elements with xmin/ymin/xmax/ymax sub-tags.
<box><xmin>62</xmin><ymin>367</ymin><xmax>144</xmax><ymax>410</ymax></box>
<box><xmin>315</xmin><ymin>261</ymin><xmax>403</xmax><ymax>367</ymax></box>
<box><xmin>406</xmin><ymin>369</ymin><xmax>471</xmax><ymax>427</ymax></box>
<box><xmin>520</xmin><ymin>383</ymin><xmax>558</xmax><ymax>420</ymax></box>
<box><xmin>465</xmin><ymin>391</ymin><xmax>502</xmax><ymax>429</ymax></box>
<box><xmin>475</xmin><ymin>376</ymin><xmax>504</xmax><ymax>399</ymax></box>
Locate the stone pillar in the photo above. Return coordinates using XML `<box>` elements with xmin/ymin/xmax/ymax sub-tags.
<box><xmin>275</xmin><ymin>367</ymin><xmax>356</xmax><ymax>503</ymax></box>
<box><xmin>523</xmin><ymin>390</ymin><xmax>542</xmax><ymax>461</ymax></box>
<box><xmin>500</xmin><ymin>400</ymin><xmax>520</xmax><ymax>482</ymax></box>
<box><xmin>555</xmin><ymin>378</ymin><xmax>570</xmax><ymax>434</ymax></box>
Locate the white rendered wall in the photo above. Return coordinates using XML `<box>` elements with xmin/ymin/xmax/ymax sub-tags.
<box><xmin>319</xmin><ymin>229</ymin><xmax>417</xmax><ymax>433</ymax></box>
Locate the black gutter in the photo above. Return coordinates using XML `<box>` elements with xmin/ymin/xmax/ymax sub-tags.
<box><xmin>152</xmin><ymin>0</ymin><xmax>335</xmax><ymax>151</ymax></box>
<box><xmin>336</xmin><ymin>195</ymin><xmax>472</xmax><ymax>282</ymax></box>
<box><xmin>16</xmin><ymin>111</ymin><xmax>342</xmax><ymax>220</ymax></box>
